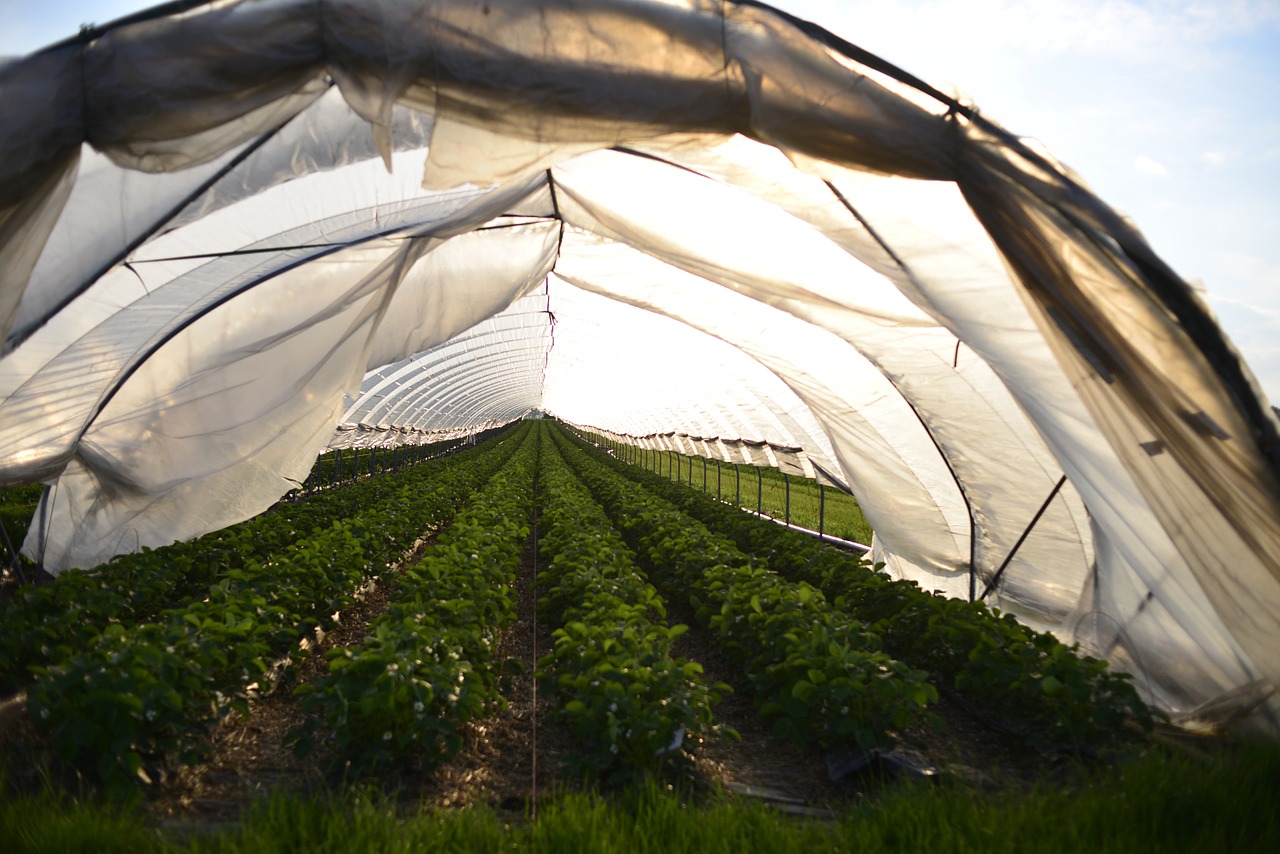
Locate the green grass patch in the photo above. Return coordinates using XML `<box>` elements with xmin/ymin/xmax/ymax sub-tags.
<box><xmin>633</xmin><ymin>450</ymin><xmax>872</xmax><ymax>544</ymax></box>
<box><xmin>7</xmin><ymin>743</ymin><xmax>1275</xmax><ymax>852</ymax></box>
<box><xmin>0</xmin><ymin>484</ymin><xmax>42</xmax><ymax>561</ymax></box>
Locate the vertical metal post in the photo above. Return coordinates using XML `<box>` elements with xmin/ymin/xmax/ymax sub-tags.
<box><xmin>818</xmin><ymin>482</ymin><xmax>826</xmax><ymax>541</ymax></box>
<box><xmin>784</xmin><ymin>474</ymin><xmax>791</xmax><ymax>527</ymax></box>
<box><xmin>756</xmin><ymin>467</ymin><xmax>763</xmax><ymax>515</ymax></box>
<box><xmin>702</xmin><ymin>457</ymin><xmax>707</xmax><ymax>492</ymax></box>
<box><xmin>335</xmin><ymin>448</ymin><xmax>343</xmax><ymax>486</ymax></box>
<box><xmin>353</xmin><ymin>447</ymin><xmax>361</xmax><ymax>480</ymax></box>
<box><xmin>688</xmin><ymin>456</ymin><xmax>693</xmax><ymax>486</ymax></box>
<box><xmin>735</xmin><ymin>464</ymin><xmax>740</xmax><ymax>506</ymax></box>
<box><xmin>716</xmin><ymin>461</ymin><xmax>721</xmax><ymax>500</ymax></box>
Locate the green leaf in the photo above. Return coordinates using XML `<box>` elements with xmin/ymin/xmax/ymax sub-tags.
<box><xmin>791</xmin><ymin>680</ymin><xmax>814</xmax><ymax>702</ymax></box>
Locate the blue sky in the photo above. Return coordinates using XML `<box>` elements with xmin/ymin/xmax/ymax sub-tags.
<box><xmin>3</xmin><ymin>0</ymin><xmax>1279</xmax><ymax>403</ymax></box>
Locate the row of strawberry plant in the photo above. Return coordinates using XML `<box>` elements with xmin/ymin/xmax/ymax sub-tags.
<box><xmin>24</xmin><ymin>426</ymin><xmax>529</xmax><ymax>789</ymax></box>
<box><xmin>534</xmin><ymin>431</ymin><xmax>731</xmax><ymax>782</ymax></box>
<box><xmin>549</xmin><ymin>427</ymin><xmax>934</xmax><ymax>752</ymax></box>
<box><xmin>294</xmin><ymin>428</ymin><xmax>539</xmax><ymax>773</ymax></box>
<box><xmin>579</xmin><ymin>428</ymin><xmax>1157</xmax><ymax>749</ymax></box>
<box><xmin>0</xmin><ymin>430</ymin><xmax>517</xmax><ymax>694</ymax></box>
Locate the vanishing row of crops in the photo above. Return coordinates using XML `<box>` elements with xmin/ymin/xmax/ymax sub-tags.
<box><xmin>565</xmin><ymin>428</ymin><xmax>1156</xmax><ymax>749</ymax></box>
<box><xmin>1</xmin><ymin>432</ymin><xmax>523</xmax><ymax>786</ymax></box>
<box><xmin>0</xmin><ymin>421</ymin><xmax>1152</xmax><ymax>792</ymax></box>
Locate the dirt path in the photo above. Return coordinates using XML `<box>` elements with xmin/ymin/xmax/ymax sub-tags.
<box><xmin>412</xmin><ymin>521</ymin><xmax>581</xmax><ymax>816</ymax></box>
<box><xmin>661</xmin><ymin>594</ymin><xmax>849</xmax><ymax>810</ymax></box>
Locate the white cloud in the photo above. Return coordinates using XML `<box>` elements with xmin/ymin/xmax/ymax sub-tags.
<box><xmin>1134</xmin><ymin>155</ymin><xmax>1169</xmax><ymax>176</ymax></box>
<box><xmin>1209</xmin><ymin>292</ymin><xmax>1280</xmax><ymax>325</ymax></box>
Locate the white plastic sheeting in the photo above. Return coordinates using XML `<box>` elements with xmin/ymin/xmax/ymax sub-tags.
<box><xmin>1</xmin><ymin>0</ymin><xmax>1278</xmax><ymax>734</ymax></box>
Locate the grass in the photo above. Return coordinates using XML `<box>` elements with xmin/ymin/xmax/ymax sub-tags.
<box><xmin>4</xmin><ymin>743</ymin><xmax>1277</xmax><ymax>852</ymax></box>
<box><xmin>625</xmin><ymin>448</ymin><xmax>874</xmax><ymax>544</ymax></box>
<box><xmin>0</xmin><ymin>484</ymin><xmax>42</xmax><ymax>562</ymax></box>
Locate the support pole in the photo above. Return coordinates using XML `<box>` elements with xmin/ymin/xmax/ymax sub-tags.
<box><xmin>784</xmin><ymin>473</ymin><xmax>791</xmax><ymax>528</ymax></box>
<box><xmin>818</xmin><ymin>482</ymin><xmax>825</xmax><ymax>541</ymax></box>
<box><xmin>979</xmin><ymin>475</ymin><xmax>1068</xmax><ymax>601</ymax></box>
<box><xmin>756</xmin><ymin>467</ymin><xmax>763</xmax><ymax>515</ymax></box>
<box><xmin>0</xmin><ymin>516</ymin><xmax>22</xmax><ymax>583</ymax></box>
<box><xmin>702</xmin><ymin>457</ymin><xmax>707</xmax><ymax>493</ymax></box>
<box><xmin>735</xmin><ymin>464</ymin><xmax>740</xmax><ymax>507</ymax></box>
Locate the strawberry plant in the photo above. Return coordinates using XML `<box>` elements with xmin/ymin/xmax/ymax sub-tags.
<box><xmin>550</xmin><ymin>427</ymin><xmax>934</xmax><ymax>752</ymax></box>
<box><xmin>19</xmin><ymin>428</ymin><xmax>528</xmax><ymax>789</ymax></box>
<box><xmin>0</xmin><ymin>431</ymin><xmax>519</xmax><ymax>694</ymax></box>
<box><xmin>535</xmin><ymin>438</ymin><xmax>730</xmax><ymax>781</ymax></box>
<box><xmin>295</xmin><ymin>429</ymin><xmax>537</xmax><ymax>772</ymax></box>
<box><xmin>575</xmin><ymin>425</ymin><xmax>1157</xmax><ymax>750</ymax></box>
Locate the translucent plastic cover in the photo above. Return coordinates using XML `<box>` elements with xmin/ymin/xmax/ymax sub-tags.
<box><xmin>1</xmin><ymin>0</ymin><xmax>1277</xmax><ymax>734</ymax></box>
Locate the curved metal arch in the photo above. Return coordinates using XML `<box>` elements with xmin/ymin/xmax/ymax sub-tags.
<box><xmin>397</xmin><ymin>342</ymin><xmax>551</xmax><ymax>428</ymax></box>
<box><xmin>373</xmin><ymin>318</ymin><xmax>552</xmax><ymax>423</ymax></box>
<box><xmin>344</xmin><ymin>308</ymin><xmax>550</xmax><ymax>423</ymax></box>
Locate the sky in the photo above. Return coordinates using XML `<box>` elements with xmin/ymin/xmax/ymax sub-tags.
<box><xmin>2</xmin><ymin>0</ymin><xmax>1278</xmax><ymax>403</ymax></box>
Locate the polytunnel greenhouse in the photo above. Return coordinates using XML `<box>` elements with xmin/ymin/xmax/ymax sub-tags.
<box><xmin>3</xmin><ymin>0</ymin><xmax>1280</xmax><ymax>822</ymax></box>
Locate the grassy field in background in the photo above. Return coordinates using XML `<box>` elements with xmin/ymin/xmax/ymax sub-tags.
<box><xmin>0</xmin><ymin>484</ymin><xmax>42</xmax><ymax>564</ymax></box>
<box><xmin>621</xmin><ymin>448</ymin><xmax>874</xmax><ymax>545</ymax></box>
